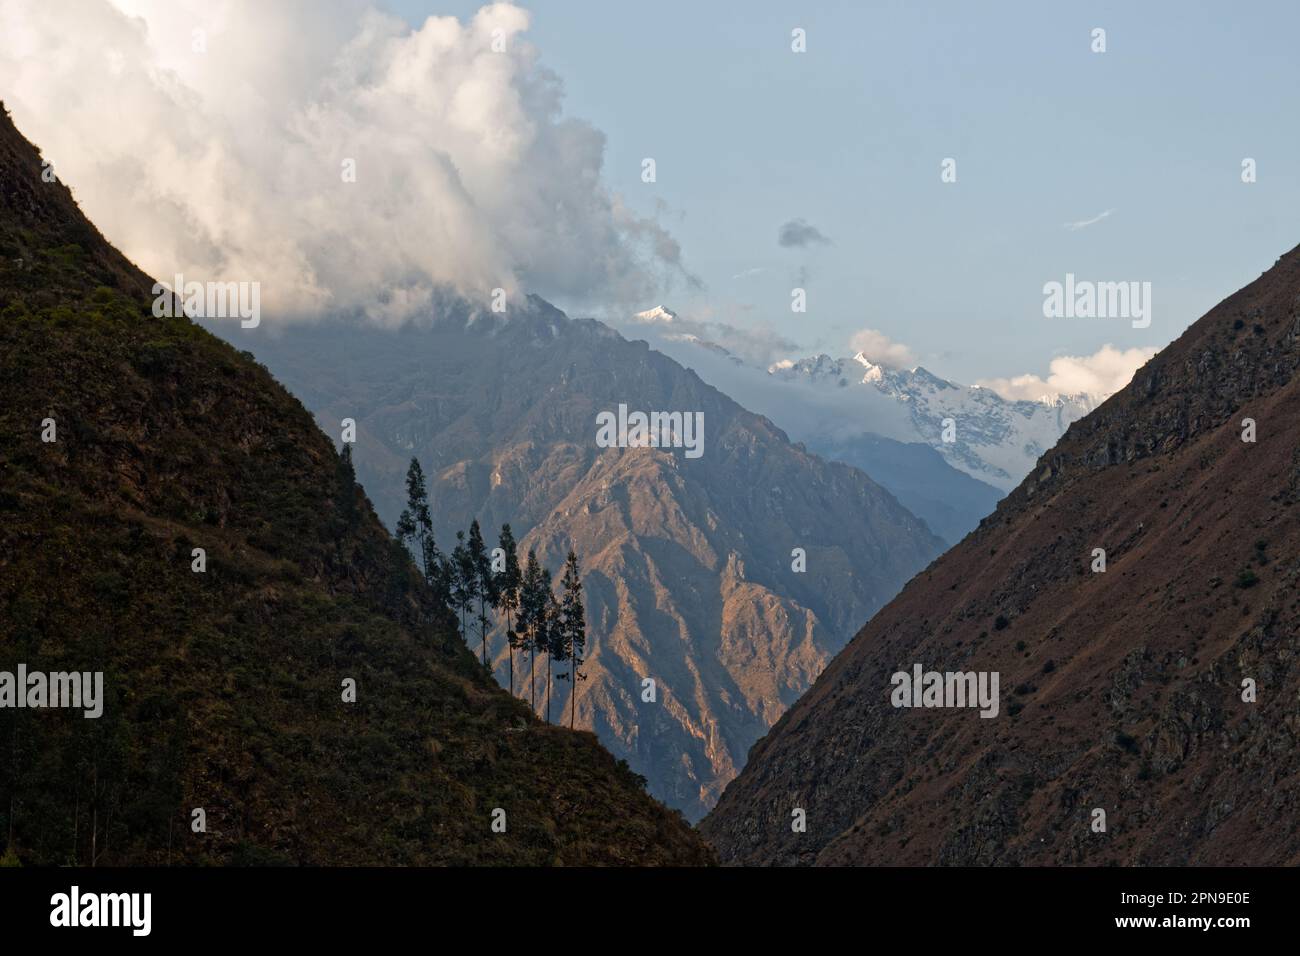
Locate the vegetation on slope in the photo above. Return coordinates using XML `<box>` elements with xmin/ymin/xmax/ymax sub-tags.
<box><xmin>0</xmin><ymin>103</ymin><xmax>712</xmax><ymax>866</ymax></box>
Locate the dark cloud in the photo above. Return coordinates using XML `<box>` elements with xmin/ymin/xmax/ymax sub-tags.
<box><xmin>777</xmin><ymin>218</ymin><xmax>831</xmax><ymax>248</ymax></box>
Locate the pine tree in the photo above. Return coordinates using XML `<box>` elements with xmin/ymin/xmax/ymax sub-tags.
<box><xmin>495</xmin><ymin>525</ymin><xmax>522</xmax><ymax>697</ymax></box>
<box><xmin>518</xmin><ymin>550</ymin><xmax>544</xmax><ymax>714</ymax></box>
<box><xmin>558</xmin><ymin>549</ymin><xmax>587</xmax><ymax>730</ymax></box>
<box><xmin>467</xmin><ymin>520</ymin><xmax>495</xmax><ymax>669</ymax></box>
<box><xmin>395</xmin><ymin>457</ymin><xmax>445</xmax><ymax>604</ymax></box>
<box><xmin>396</xmin><ymin>459</ymin><xmax>431</xmax><ymax>575</ymax></box>
<box><xmin>540</xmin><ymin>569</ymin><xmax>559</xmax><ymax>724</ymax></box>
<box><xmin>450</xmin><ymin>531</ymin><xmax>477</xmax><ymax>646</ymax></box>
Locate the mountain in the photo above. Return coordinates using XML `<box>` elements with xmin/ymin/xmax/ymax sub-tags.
<box><xmin>701</xmin><ymin>243</ymin><xmax>1300</xmax><ymax>865</ymax></box>
<box><xmin>799</xmin><ymin>431</ymin><xmax>1002</xmax><ymax>546</ymax></box>
<box><xmin>230</xmin><ymin>303</ymin><xmax>945</xmax><ymax>821</ymax></box>
<box><xmin>617</xmin><ymin>307</ymin><xmax>1063</xmax><ymax>543</ymax></box>
<box><xmin>0</xmin><ymin>104</ymin><xmax>712</xmax><ymax>866</ymax></box>
<box><xmin>768</xmin><ymin>352</ymin><xmax>1099</xmax><ymax>494</ymax></box>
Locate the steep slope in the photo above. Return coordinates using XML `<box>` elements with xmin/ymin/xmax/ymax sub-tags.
<box><xmin>801</xmin><ymin>433</ymin><xmax>1002</xmax><ymax>545</ymax></box>
<box><xmin>702</xmin><ymin>244</ymin><xmax>1300</xmax><ymax>865</ymax></box>
<box><xmin>0</xmin><ymin>104</ymin><xmax>712</xmax><ymax>866</ymax></box>
<box><xmin>232</xmin><ymin>307</ymin><xmax>945</xmax><ymax>821</ymax></box>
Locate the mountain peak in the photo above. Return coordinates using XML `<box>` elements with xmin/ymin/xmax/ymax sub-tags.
<box><xmin>633</xmin><ymin>304</ymin><xmax>678</xmax><ymax>323</ymax></box>
<box><xmin>850</xmin><ymin>351</ymin><xmax>877</xmax><ymax>368</ymax></box>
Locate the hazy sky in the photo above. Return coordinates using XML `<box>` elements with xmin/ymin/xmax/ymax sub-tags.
<box><xmin>385</xmin><ymin>0</ymin><xmax>1300</xmax><ymax>386</ymax></box>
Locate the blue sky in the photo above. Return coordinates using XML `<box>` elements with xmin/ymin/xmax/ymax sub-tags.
<box><xmin>386</xmin><ymin>1</ymin><xmax>1298</xmax><ymax>385</ymax></box>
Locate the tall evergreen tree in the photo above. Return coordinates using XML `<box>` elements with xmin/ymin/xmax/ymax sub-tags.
<box><xmin>518</xmin><ymin>550</ymin><xmax>545</xmax><ymax>713</ymax></box>
<box><xmin>467</xmin><ymin>520</ymin><xmax>495</xmax><ymax>669</ymax></box>
<box><xmin>423</xmin><ymin>531</ymin><xmax>448</xmax><ymax>607</ymax></box>
<box><xmin>495</xmin><ymin>525</ymin><xmax>522</xmax><ymax>697</ymax></box>
<box><xmin>558</xmin><ymin>549</ymin><xmax>587</xmax><ymax>730</ymax></box>
<box><xmin>450</xmin><ymin>531</ymin><xmax>477</xmax><ymax>645</ymax></box>
<box><xmin>539</xmin><ymin>569</ymin><xmax>559</xmax><ymax>724</ymax></box>
<box><xmin>395</xmin><ymin>457</ymin><xmax>445</xmax><ymax>605</ymax></box>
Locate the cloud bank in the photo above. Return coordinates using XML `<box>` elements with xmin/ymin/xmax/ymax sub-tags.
<box><xmin>977</xmin><ymin>344</ymin><xmax>1156</xmax><ymax>401</ymax></box>
<box><xmin>0</xmin><ymin>0</ymin><xmax>690</xmax><ymax>324</ymax></box>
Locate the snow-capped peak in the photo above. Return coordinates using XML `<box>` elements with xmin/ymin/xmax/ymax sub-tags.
<box><xmin>634</xmin><ymin>305</ymin><xmax>678</xmax><ymax>324</ymax></box>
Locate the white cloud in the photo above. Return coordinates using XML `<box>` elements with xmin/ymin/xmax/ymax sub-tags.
<box><xmin>1064</xmin><ymin>208</ymin><xmax>1114</xmax><ymax>231</ymax></box>
<box><xmin>847</xmin><ymin>328</ymin><xmax>917</xmax><ymax>369</ymax></box>
<box><xmin>976</xmin><ymin>344</ymin><xmax>1157</xmax><ymax>401</ymax></box>
<box><xmin>621</xmin><ymin>305</ymin><xmax>797</xmax><ymax>367</ymax></box>
<box><xmin>0</xmin><ymin>0</ymin><xmax>692</xmax><ymax>324</ymax></box>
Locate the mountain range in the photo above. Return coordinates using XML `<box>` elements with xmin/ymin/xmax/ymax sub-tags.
<box><xmin>230</xmin><ymin>303</ymin><xmax>945</xmax><ymax>821</ymax></box>
<box><xmin>768</xmin><ymin>351</ymin><xmax>1099</xmax><ymax>493</ymax></box>
<box><xmin>623</xmin><ymin>305</ymin><xmax>1104</xmax><ymax>543</ymax></box>
<box><xmin>701</xmin><ymin>244</ymin><xmax>1300</xmax><ymax>865</ymax></box>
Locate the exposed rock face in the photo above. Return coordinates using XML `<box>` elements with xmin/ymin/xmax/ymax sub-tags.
<box><xmin>238</xmin><ymin>303</ymin><xmax>944</xmax><ymax>820</ymax></box>
<box><xmin>701</xmin><ymin>244</ymin><xmax>1300</xmax><ymax>865</ymax></box>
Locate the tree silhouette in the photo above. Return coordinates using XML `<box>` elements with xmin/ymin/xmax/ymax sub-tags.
<box><xmin>395</xmin><ymin>459</ymin><xmax>431</xmax><ymax>573</ymax></box>
<box><xmin>540</xmin><ymin>569</ymin><xmax>559</xmax><ymax>724</ymax></box>
<box><xmin>395</xmin><ymin>457</ymin><xmax>446</xmax><ymax>603</ymax></box>
<box><xmin>468</xmin><ymin>520</ymin><xmax>496</xmax><ymax>669</ymax></box>
<box><xmin>450</xmin><ymin>531</ymin><xmax>477</xmax><ymax>646</ymax></box>
<box><xmin>518</xmin><ymin>550</ymin><xmax>545</xmax><ymax>713</ymax></box>
<box><xmin>557</xmin><ymin>549</ymin><xmax>587</xmax><ymax>730</ymax></box>
<box><xmin>495</xmin><ymin>525</ymin><xmax>522</xmax><ymax>696</ymax></box>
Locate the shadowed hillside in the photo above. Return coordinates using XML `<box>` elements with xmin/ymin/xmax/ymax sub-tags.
<box><xmin>703</xmin><ymin>244</ymin><xmax>1300</xmax><ymax>865</ymax></box>
<box><xmin>0</xmin><ymin>104</ymin><xmax>713</xmax><ymax>866</ymax></box>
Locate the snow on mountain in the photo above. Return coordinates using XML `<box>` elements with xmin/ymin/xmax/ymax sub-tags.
<box><xmin>623</xmin><ymin>306</ymin><xmax>1104</xmax><ymax>495</ymax></box>
<box><xmin>633</xmin><ymin>305</ymin><xmax>679</xmax><ymax>323</ymax></box>
<box><xmin>768</xmin><ymin>352</ymin><xmax>1100</xmax><ymax>492</ymax></box>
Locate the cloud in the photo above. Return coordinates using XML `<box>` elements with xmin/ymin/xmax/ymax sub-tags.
<box><xmin>621</xmin><ymin>320</ymin><xmax>918</xmax><ymax>447</ymax></box>
<box><xmin>976</xmin><ymin>344</ymin><xmax>1157</xmax><ymax>401</ymax></box>
<box><xmin>847</xmin><ymin>328</ymin><xmax>917</xmax><ymax>369</ymax></box>
<box><xmin>1064</xmin><ymin>208</ymin><xmax>1114</xmax><ymax>232</ymax></box>
<box><xmin>777</xmin><ymin>218</ymin><xmax>831</xmax><ymax>247</ymax></box>
<box><xmin>621</xmin><ymin>305</ymin><xmax>797</xmax><ymax>368</ymax></box>
<box><xmin>0</xmin><ymin>0</ymin><xmax>692</xmax><ymax>324</ymax></box>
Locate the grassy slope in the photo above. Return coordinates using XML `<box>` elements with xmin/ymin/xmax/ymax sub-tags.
<box><xmin>0</xmin><ymin>104</ymin><xmax>713</xmax><ymax>866</ymax></box>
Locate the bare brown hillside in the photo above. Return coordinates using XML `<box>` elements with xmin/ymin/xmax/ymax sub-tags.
<box><xmin>702</xmin><ymin>244</ymin><xmax>1300</xmax><ymax>865</ymax></box>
